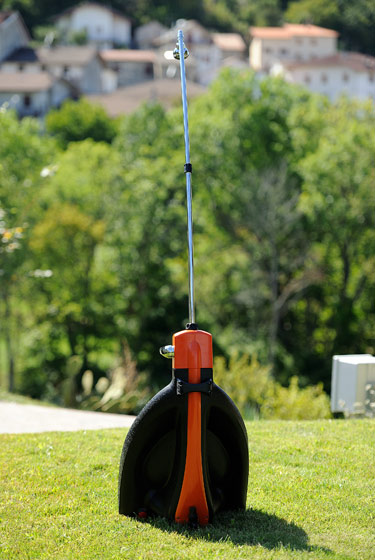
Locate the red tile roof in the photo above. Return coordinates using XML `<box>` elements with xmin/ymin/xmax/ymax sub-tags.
<box><xmin>250</xmin><ymin>23</ymin><xmax>338</xmax><ymax>40</ymax></box>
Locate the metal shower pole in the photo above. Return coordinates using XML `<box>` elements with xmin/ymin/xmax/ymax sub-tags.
<box><xmin>174</xmin><ymin>30</ymin><xmax>196</xmax><ymax>326</ymax></box>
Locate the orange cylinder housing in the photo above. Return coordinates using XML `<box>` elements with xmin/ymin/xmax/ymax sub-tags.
<box><xmin>118</xmin><ymin>327</ymin><xmax>248</xmax><ymax>526</ymax></box>
<box><xmin>173</xmin><ymin>329</ymin><xmax>213</xmax><ymax>526</ymax></box>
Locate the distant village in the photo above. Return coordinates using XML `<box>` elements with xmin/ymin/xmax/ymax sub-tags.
<box><xmin>0</xmin><ymin>2</ymin><xmax>374</xmax><ymax>118</ymax></box>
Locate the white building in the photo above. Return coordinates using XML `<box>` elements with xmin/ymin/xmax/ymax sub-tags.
<box><xmin>0</xmin><ymin>11</ymin><xmax>29</xmax><ymax>62</ymax></box>
<box><xmin>135</xmin><ymin>21</ymin><xmax>168</xmax><ymax>50</ymax></box>
<box><xmin>250</xmin><ymin>23</ymin><xmax>338</xmax><ymax>72</ymax></box>
<box><xmin>54</xmin><ymin>2</ymin><xmax>131</xmax><ymax>48</ymax></box>
<box><xmin>0</xmin><ymin>72</ymin><xmax>73</xmax><ymax>117</ymax></box>
<box><xmin>1</xmin><ymin>45</ymin><xmax>105</xmax><ymax>94</ymax></box>
<box><xmin>279</xmin><ymin>52</ymin><xmax>375</xmax><ymax>102</ymax></box>
<box><xmin>154</xmin><ymin>19</ymin><xmax>214</xmax><ymax>84</ymax></box>
<box><xmin>154</xmin><ymin>20</ymin><xmax>247</xmax><ymax>86</ymax></box>
<box><xmin>212</xmin><ymin>33</ymin><xmax>247</xmax><ymax>60</ymax></box>
<box><xmin>37</xmin><ymin>46</ymin><xmax>104</xmax><ymax>93</ymax></box>
<box><xmin>100</xmin><ymin>50</ymin><xmax>157</xmax><ymax>88</ymax></box>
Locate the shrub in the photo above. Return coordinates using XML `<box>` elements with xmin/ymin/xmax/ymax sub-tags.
<box><xmin>261</xmin><ymin>376</ymin><xmax>332</xmax><ymax>420</ymax></box>
<box><xmin>46</xmin><ymin>99</ymin><xmax>118</xmax><ymax>148</ymax></box>
<box><xmin>214</xmin><ymin>353</ymin><xmax>331</xmax><ymax>420</ymax></box>
<box><xmin>214</xmin><ymin>353</ymin><xmax>271</xmax><ymax>419</ymax></box>
<box><xmin>80</xmin><ymin>342</ymin><xmax>152</xmax><ymax>415</ymax></box>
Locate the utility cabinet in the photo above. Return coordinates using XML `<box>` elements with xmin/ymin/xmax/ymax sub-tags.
<box><xmin>331</xmin><ymin>354</ymin><xmax>375</xmax><ymax>416</ymax></box>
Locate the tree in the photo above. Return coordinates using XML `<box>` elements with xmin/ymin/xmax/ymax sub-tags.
<box><xmin>285</xmin><ymin>97</ymin><xmax>375</xmax><ymax>387</ymax></box>
<box><xmin>21</xmin><ymin>140</ymin><xmax>124</xmax><ymax>398</ymax></box>
<box><xmin>178</xmin><ymin>70</ymin><xmax>317</xmax><ymax>373</ymax></box>
<box><xmin>46</xmin><ymin>99</ymin><xmax>119</xmax><ymax>148</ymax></box>
<box><xmin>29</xmin><ymin>204</ymin><xmax>105</xmax><ymax>375</ymax></box>
<box><xmin>110</xmin><ymin>104</ymin><xmax>192</xmax><ymax>384</ymax></box>
<box><xmin>0</xmin><ymin>109</ymin><xmax>56</xmax><ymax>392</ymax></box>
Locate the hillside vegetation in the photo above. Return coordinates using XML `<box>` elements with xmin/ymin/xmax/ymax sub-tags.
<box><xmin>0</xmin><ymin>0</ymin><xmax>373</xmax><ymax>53</ymax></box>
<box><xmin>1</xmin><ymin>70</ymin><xmax>374</xmax><ymax>414</ymax></box>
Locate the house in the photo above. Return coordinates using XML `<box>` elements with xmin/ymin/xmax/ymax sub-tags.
<box><xmin>135</xmin><ymin>21</ymin><xmax>168</xmax><ymax>50</ymax></box>
<box><xmin>0</xmin><ymin>11</ymin><xmax>29</xmax><ymax>62</ymax></box>
<box><xmin>153</xmin><ymin>19</ymin><xmax>218</xmax><ymax>85</ymax></box>
<box><xmin>0</xmin><ymin>46</ymin><xmax>39</xmax><ymax>72</ymax></box>
<box><xmin>278</xmin><ymin>52</ymin><xmax>375</xmax><ymax>102</ymax></box>
<box><xmin>210</xmin><ymin>32</ymin><xmax>248</xmax><ymax>81</ymax></box>
<box><xmin>87</xmin><ymin>78</ymin><xmax>206</xmax><ymax>116</ymax></box>
<box><xmin>249</xmin><ymin>24</ymin><xmax>338</xmax><ymax>72</ymax></box>
<box><xmin>1</xmin><ymin>45</ymin><xmax>105</xmax><ymax>94</ymax></box>
<box><xmin>154</xmin><ymin>20</ymin><xmax>248</xmax><ymax>85</ymax></box>
<box><xmin>54</xmin><ymin>2</ymin><xmax>131</xmax><ymax>48</ymax></box>
<box><xmin>100</xmin><ymin>50</ymin><xmax>158</xmax><ymax>87</ymax></box>
<box><xmin>0</xmin><ymin>72</ymin><xmax>73</xmax><ymax>117</ymax></box>
<box><xmin>37</xmin><ymin>46</ymin><xmax>104</xmax><ymax>94</ymax></box>
<box><xmin>212</xmin><ymin>33</ymin><xmax>247</xmax><ymax>60</ymax></box>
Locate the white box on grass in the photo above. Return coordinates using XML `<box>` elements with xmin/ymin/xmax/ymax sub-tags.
<box><xmin>331</xmin><ymin>354</ymin><xmax>375</xmax><ymax>415</ymax></box>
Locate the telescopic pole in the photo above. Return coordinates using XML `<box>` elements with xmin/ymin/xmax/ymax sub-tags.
<box><xmin>174</xmin><ymin>30</ymin><xmax>196</xmax><ymax>327</ymax></box>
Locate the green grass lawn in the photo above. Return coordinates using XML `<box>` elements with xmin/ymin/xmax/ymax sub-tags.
<box><xmin>1</xmin><ymin>419</ymin><xmax>374</xmax><ymax>560</ymax></box>
<box><xmin>0</xmin><ymin>391</ymin><xmax>56</xmax><ymax>407</ymax></box>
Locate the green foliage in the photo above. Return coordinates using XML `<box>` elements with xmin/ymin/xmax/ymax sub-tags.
<box><xmin>46</xmin><ymin>99</ymin><xmax>119</xmax><ymax>148</ymax></box>
<box><xmin>68</xmin><ymin>28</ymin><xmax>88</xmax><ymax>45</ymax></box>
<box><xmin>2</xmin><ymin>0</ymin><xmax>374</xmax><ymax>54</ymax></box>
<box><xmin>80</xmin><ymin>343</ymin><xmax>152</xmax><ymax>414</ymax></box>
<box><xmin>214</xmin><ymin>353</ymin><xmax>272</xmax><ymax>418</ymax></box>
<box><xmin>32</xmin><ymin>25</ymin><xmax>61</xmax><ymax>46</ymax></box>
<box><xmin>0</xmin><ymin>109</ymin><xmax>56</xmax><ymax>392</ymax></box>
<box><xmin>1</xmin><ymin>73</ymin><xmax>375</xmax><ymax>416</ymax></box>
<box><xmin>284</xmin><ymin>97</ymin><xmax>375</xmax><ymax>384</ymax></box>
<box><xmin>262</xmin><ymin>376</ymin><xmax>332</xmax><ymax>420</ymax></box>
<box><xmin>214</xmin><ymin>353</ymin><xmax>332</xmax><ymax>420</ymax></box>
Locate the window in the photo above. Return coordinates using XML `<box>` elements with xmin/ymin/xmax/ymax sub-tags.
<box><xmin>18</xmin><ymin>64</ymin><xmax>24</xmax><ymax>71</ymax></box>
<box><xmin>304</xmin><ymin>74</ymin><xmax>311</xmax><ymax>84</ymax></box>
<box><xmin>369</xmin><ymin>74</ymin><xmax>374</xmax><ymax>82</ymax></box>
<box><xmin>296</xmin><ymin>37</ymin><xmax>302</xmax><ymax>45</ymax></box>
<box><xmin>63</xmin><ymin>65</ymin><xmax>69</xmax><ymax>75</ymax></box>
<box><xmin>321</xmin><ymin>73</ymin><xmax>328</xmax><ymax>83</ymax></box>
<box><xmin>264</xmin><ymin>47</ymin><xmax>273</xmax><ymax>54</ymax></box>
<box><xmin>310</xmin><ymin>38</ymin><xmax>317</xmax><ymax>45</ymax></box>
<box><xmin>279</xmin><ymin>48</ymin><xmax>288</xmax><ymax>56</ymax></box>
<box><xmin>23</xmin><ymin>95</ymin><xmax>31</xmax><ymax>107</ymax></box>
<box><xmin>145</xmin><ymin>63</ymin><xmax>153</xmax><ymax>76</ymax></box>
<box><xmin>342</xmin><ymin>73</ymin><xmax>349</xmax><ymax>82</ymax></box>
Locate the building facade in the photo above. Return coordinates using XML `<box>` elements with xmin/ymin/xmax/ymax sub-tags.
<box><xmin>0</xmin><ymin>72</ymin><xmax>73</xmax><ymax>116</ymax></box>
<box><xmin>250</xmin><ymin>24</ymin><xmax>338</xmax><ymax>72</ymax></box>
<box><xmin>0</xmin><ymin>11</ymin><xmax>29</xmax><ymax>62</ymax></box>
<box><xmin>280</xmin><ymin>53</ymin><xmax>375</xmax><ymax>102</ymax></box>
<box><xmin>54</xmin><ymin>2</ymin><xmax>131</xmax><ymax>48</ymax></box>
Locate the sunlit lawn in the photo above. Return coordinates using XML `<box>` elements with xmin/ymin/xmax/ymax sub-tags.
<box><xmin>1</xmin><ymin>419</ymin><xmax>374</xmax><ymax>559</ymax></box>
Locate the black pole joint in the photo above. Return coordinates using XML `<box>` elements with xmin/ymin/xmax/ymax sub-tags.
<box><xmin>184</xmin><ymin>163</ymin><xmax>192</xmax><ymax>173</ymax></box>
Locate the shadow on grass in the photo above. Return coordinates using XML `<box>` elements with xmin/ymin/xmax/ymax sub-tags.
<box><xmin>148</xmin><ymin>508</ymin><xmax>332</xmax><ymax>554</ymax></box>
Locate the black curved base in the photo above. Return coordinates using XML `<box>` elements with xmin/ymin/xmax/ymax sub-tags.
<box><xmin>118</xmin><ymin>377</ymin><xmax>249</xmax><ymax>523</ymax></box>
